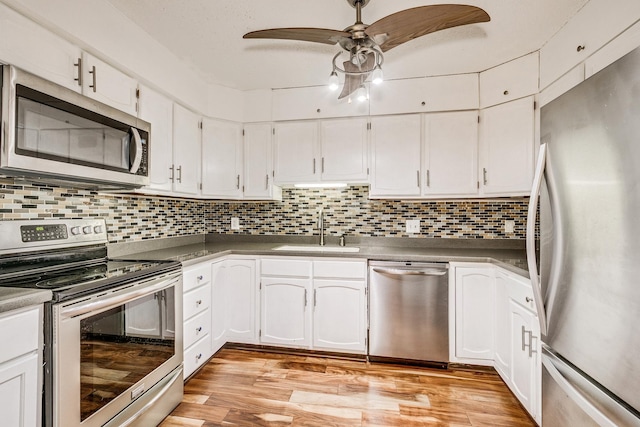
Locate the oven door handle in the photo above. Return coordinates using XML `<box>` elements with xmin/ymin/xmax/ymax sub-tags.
<box><xmin>60</xmin><ymin>274</ymin><xmax>180</xmax><ymax>319</ymax></box>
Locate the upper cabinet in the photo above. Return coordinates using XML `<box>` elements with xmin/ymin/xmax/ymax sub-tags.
<box><xmin>272</xmin><ymin>86</ymin><xmax>368</xmax><ymax>121</ymax></box>
<box><xmin>137</xmin><ymin>85</ymin><xmax>174</xmax><ymax>193</ymax></box>
<box><xmin>273</xmin><ymin>118</ymin><xmax>369</xmax><ymax>185</ymax></box>
<box><xmin>80</xmin><ymin>53</ymin><xmax>138</xmax><ymax>116</ymax></box>
<box><xmin>479</xmin><ymin>96</ymin><xmax>535</xmax><ymax>197</ymax></box>
<box><xmin>479</xmin><ymin>52</ymin><xmax>539</xmax><ymax>108</ymax></box>
<box><xmin>201</xmin><ymin>119</ymin><xmax>244</xmax><ymax>199</ymax></box>
<box><xmin>540</xmin><ymin>0</ymin><xmax>640</xmax><ymax>89</ymax></box>
<box><xmin>243</xmin><ymin>123</ymin><xmax>282</xmax><ymax>200</ymax></box>
<box><xmin>0</xmin><ymin>2</ymin><xmax>81</xmax><ymax>91</ymax></box>
<box><xmin>172</xmin><ymin>104</ymin><xmax>202</xmax><ymax>196</ymax></box>
<box><xmin>369</xmin><ymin>73</ymin><xmax>479</xmax><ymax>116</ymax></box>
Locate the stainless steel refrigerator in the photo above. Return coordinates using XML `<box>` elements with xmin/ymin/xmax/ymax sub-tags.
<box><xmin>527</xmin><ymin>46</ymin><xmax>640</xmax><ymax>426</ymax></box>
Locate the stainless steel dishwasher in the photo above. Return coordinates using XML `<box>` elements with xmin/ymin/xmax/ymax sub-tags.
<box><xmin>368</xmin><ymin>261</ymin><xmax>449</xmax><ymax>365</ymax></box>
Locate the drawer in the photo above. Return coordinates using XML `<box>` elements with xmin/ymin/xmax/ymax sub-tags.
<box><xmin>183</xmin><ymin>308</ymin><xmax>211</xmax><ymax>349</ymax></box>
<box><xmin>313</xmin><ymin>260</ymin><xmax>366</xmax><ymax>279</ymax></box>
<box><xmin>184</xmin><ymin>334</ymin><xmax>212</xmax><ymax>378</ymax></box>
<box><xmin>508</xmin><ymin>274</ymin><xmax>537</xmax><ymax>313</ymax></box>
<box><xmin>261</xmin><ymin>258</ymin><xmax>312</xmax><ymax>277</ymax></box>
<box><xmin>0</xmin><ymin>306</ymin><xmax>40</xmax><ymax>364</ymax></box>
<box><xmin>184</xmin><ymin>284</ymin><xmax>211</xmax><ymax>320</ymax></box>
<box><xmin>183</xmin><ymin>263</ymin><xmax>211</xmax><ymax>292</ymax></box>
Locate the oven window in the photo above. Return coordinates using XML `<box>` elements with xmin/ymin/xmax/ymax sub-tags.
<box><xmin>79</xmin><ymin>288</ymin><xmax>175</xmax><ymax>421</ymax></box>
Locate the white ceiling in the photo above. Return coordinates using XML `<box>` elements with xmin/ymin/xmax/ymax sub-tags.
<box><xmin>105</xmin><ymin>0</ymin><xmax>588</xmax><ymax>91</ymax></box>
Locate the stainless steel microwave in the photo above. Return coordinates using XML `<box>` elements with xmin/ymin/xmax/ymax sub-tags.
<box><xmin>0</xmin><ymin>65</ymin><xmax>150</xmax><ymax>189</ymax></box>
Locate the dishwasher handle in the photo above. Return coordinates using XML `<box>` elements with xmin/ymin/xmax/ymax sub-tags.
<box><xmin>372</xmin><ymin>267</ymin><xmax>447</xmax><ymax>277</ymax></box>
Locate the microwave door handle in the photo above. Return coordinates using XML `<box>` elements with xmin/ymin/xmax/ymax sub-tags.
<box><xmin>129</xmin><ymin>127</ymin><xmax>143</xmax><ymax>174</ymax></box>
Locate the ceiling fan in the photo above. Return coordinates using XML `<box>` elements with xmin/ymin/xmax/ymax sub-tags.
<box><xmin>243</xmin><ymin>0</ymin><xmax>490</xmax><ymax>100</ymax></box>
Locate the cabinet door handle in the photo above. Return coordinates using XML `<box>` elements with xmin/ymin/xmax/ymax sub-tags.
<box><xmin>89</xmin><ymin>65</ymin><xmax>97</xmax><ymax>92</ymax></box>
<box><xmin>236</xmin><ymin>174</ymin><xmax>240</xmax><ymax>189</ymax></box>
<box><xmin>417</xmin><ymin>170</ymin><xmax>420</xmax><ymax>188</ymax></box>
<box><xmin>196</xmin><ymin>353</ymin><xmax>202</xmax><ymax>361</ymax></box>
<box><xmin>313</xmin><ymin>159</ymin><xmax>316</xmax><ymax>174</ymax></box>
<box><xmin>169</xmin><ymin>165</ymin><xmax>175</xmax><ymax>183</ymax></box>
<box><xmin>196</xmin><ymin>299</ymin><xmax>202</xmax><ymax>306</ymax></box>
<box><xmin>483</xmin><ymin>167</ymin><xmax>488</xmax><ymax>185</ymax></box>
<box><xmin>304</xmin><ymin>289</ymin><xmax>307</xmax><ymax>307</ymax></box>
<box><xmin>74</xmin><ymin>57</ymin><xmax>83</xmax><ymax>86</ymax></box>
<box><xmin>196</xmin><ymin>326</ymin><xmax>202</xmax><ymax>333</ymax></box>
<box><xmin>197</xmin><ymin>275</ymin><xmax>204</xmax><ymax>281</ymax></box>
<box><xmin>265</xmin><ymin>174</ymin><xmax>269</xmax><ymax>190</ymax></box>
<box><xmin>321</xmin><ymin>157</ymin><xmax>325</xmax><ymax>173</ymax></box>
<box><xmin>426</xmin><ymin>170</ymin><xmax>430</xmax><ymax>187</ymax></box>
<box><xmin>177</xmin><ymin>166</ymin><xmax>183</xmax><ymax>183</ymax></box>
<box><xmin>314</xmin><ymin>289</ymin><xmax>317</xmax><ymax>307</ymax></box>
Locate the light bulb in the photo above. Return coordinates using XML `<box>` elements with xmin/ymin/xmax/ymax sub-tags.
<box><xmin>371</xmin><ymin>66</ymin><xmax>383</xmax><ymax>85</ymax></box>
<box><xmin>356</xmin><ymin>85</ymin><xmax>367</xmax><ymax>103</ymax></box>
<box><xmin>328</xmin><ymin>71</ymin><xmax>339</xmax><ymax>91</ymax></box>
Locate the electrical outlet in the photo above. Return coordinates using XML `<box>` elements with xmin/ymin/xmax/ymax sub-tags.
<box><xmin>406</xmin><ymin>220</ymin><xmax>421</xmax><ymax>234</ymax></box>
<box><xmin>505</xmin><ymin>220</ymin><xmax>515</xmax><ymax>233</ymax></box>
<box><xmin>231</xmin><ymin>217</ymin><xmax>240</xmax><ymax>230</ymax></box>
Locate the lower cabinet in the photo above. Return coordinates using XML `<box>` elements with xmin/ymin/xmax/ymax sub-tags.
<box><xmin>260</xmin><ymin>258</ymin><xmax>367</xmax><ymax>354</ymax></box>
<box><xmin>0</xmin><ymin>305</ymin><xmax>42</xmax><ymax>427</ymax></box>
<box><xmin>225</xmin><ymin>259</ymin><xmax>259</xmax><ymax>344</ymax></box>
<box><xmin>182</xmin><ymin>263</ymin><xmax>213</xmax><ymax>378</ymax></box>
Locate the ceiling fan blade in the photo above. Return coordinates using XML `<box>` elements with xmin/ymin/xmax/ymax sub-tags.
<box><xmin>243</xmin><ymin>28</ymin><xmax>351</xmax><ymax>45</ymax></box>
<box><xmin>338</xmin><ymin>53</ymin><xmax>375</xmax><ymax>100</ymax></box>
<box><xmin>365</xmin><ymin>5</ymin><xmax>490</xmax><ymax>52</ymax></box>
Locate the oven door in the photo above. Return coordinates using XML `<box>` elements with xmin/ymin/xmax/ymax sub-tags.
<box><xmin>50</xmin><ymin>271</ymin><xmax>183</xmax><ymax>427</ymax></box>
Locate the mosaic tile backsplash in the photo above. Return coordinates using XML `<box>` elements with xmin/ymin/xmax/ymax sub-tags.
<box><xmin>0</xmin><ymin>178</ymin><xmax>528</xmax><ymax>243</ymax></box>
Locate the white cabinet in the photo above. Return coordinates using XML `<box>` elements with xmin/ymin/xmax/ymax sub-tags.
<box><xmin>312</xmin><ymin>260</ymin><xmax>367</xmax><ymax>354</ymax></box>
<box><xmin>272</xmin><ymin>85</ymin><xmax>369</xmax><ymax>121</ymax></box>
<box><xmin>479</xmin><ymin>52</ymin><xmax>539</xmax><ymax>109</ymax></box>
<box><xmin>370</xmin><ymin>112</ymin><xmax>478</xmax><ymax>199</ymax></box>
<box><xmin>369</xmin><ymin>73</ymin><xmax>479</xmax><ymax>116</ymax></box>
<box><xmin>585</xmin><ymin>19</ymin><xmax>640</xmax><ymax>79</ymax></box>
<box><xmin>479</xmin><ymin>96</ymin><xmax>535</xmax><ymax>197</ymax></box>
<box><xmin>450</xmin><ymin>264</ymin><xmax>495</xmax><ymax>365</ymax></box>
<box><xmin>319</xmin><ymin>118</ymin><xmax>369</xmax><ymax>182</ymax></box>
<box><xmin>243</xmin><ymin>123</ymin><xmax>281</xmax><ymax>200</ymax></box>
<box><xmin>0</xmin><ymin>305</ymin><xmax>42</xmax><ymax>427</ymax></box>
<box><xmin>183</xmin><ymin>263</ymin><xmax>213</xmax><ymax>378</ymax></box>
<box><xmin>422</xmin><ymin>111</ymin><xmax>478</xmax><ymax>197</ymax></box>
<box><xmin>260</xmin><ymin>258</ymin><xmax>313</xmax><ymax>348</ymax></box>
<box><xmin>225</xmin><ymin>259</ymin><xmax>259</xmax><ymax>344</ymax></box>
<box><xmin>201</xmin><ymin>119</ymin><xmax>243</xmax><ymax>199</ymax></box>
<box><xmin>137</xmin><ymin>85</ymin><xmax>174</xmax><ymax>193</ymax></box>
<box><xmin>210</xmin><ymin>260</ymin><xmax>227</xmax><ymax>355</ymax></box>
<box><xmin>0</xmin><ymin>2</ymin><xmax>82</xmax><ymax>91</ymax></box>
<box><xmin>369</xmin><ymin>114</ymin><xmax>422</xmax><ymax>197</ymax></box>
<box><xmin>494</xmin><ymin>270</ymin><xmax>511</xmax><ymax>380</ymax></box>
<box><xmin>81</xmin><ymin>53</ymin><xmax>138</xmax><ymax>116</ymax></box>
<box><xmin>172</xmin><ymin>104</ymin><xmax>201</xmax><ymax>196</ymax></box>
<box><xmin>273</xmin><ymin>121</ymin><xmax>318</xmax><ymax>184</ymax></box>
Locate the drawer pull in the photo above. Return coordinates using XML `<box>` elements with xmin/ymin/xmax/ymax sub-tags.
<box><xmin>196</xmin><ymin>299</ymin><xmax>202</xmax><ymax>305</ymax></box>
<box><xmin>526</xmin><ymin>296</ymin><xmax>533</xmax><ymax>303</ymax></box>
<box><xmin>196</xmin><ymin>326</ymin><xmax>203</xmax><ymax>333</ymax></box>
<box><xmin>197</xmin><ymin>275</ymin><xmax>204</xmax><ymax>281</ymax></box>
<box><xmin>196</xmin><ymin>353</ymin><xmax>202</xmax><ymax>360</ymax></box>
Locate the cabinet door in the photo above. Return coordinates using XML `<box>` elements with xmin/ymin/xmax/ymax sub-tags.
<box><xmin>172</xmin><ymin>104</ymin><xmax>201</xmax><ymax>195</ymax></box>
<box><xmin>0</xmin><ymin>353</ymin><xmax>39</xmax><ymax>427</ymax></box>
<box><xmin>244</xmin><ymin>123</ymin><xmax>278</xmax><ymax>200</ymax></box>
<box><xmin>138</xmin><ymin>85</ymin><xmax>173</xmax><ymax>192</ymax></box>
<box><xmin>319</xmin><ymin>118</ymin><xmax>368</xmax><ymax>182</ymax></box>
<box><xmin>260</xmin><ymin>277</ymin><xmax>311</xmax><ymax>348</ymax></box>
<box><xmin>273</xmin><ymin>121</ymin><xmax>318</xmax><ymax>184</ymax></box>
<box><xmin>225</xmin><ymin>259</ymin><xmax>258</xmax><ymax>344</ymax></box>
<box><xmin>479</xmin><ymin>96</ymin><xmax>535</xmax><ymax>196</ymax></box>
<box><xmin>82</xmin><ymin>53</ymin><xmax>138</xmax><ymax>116</ymax></box>
<box><xmin>210</xmin><ymin>261</ymin><xmax>227</xmax><ymax>354</ymax></box>
<box><xmin>0</xmin><ymin>3</ymin><xmax>82</xmax><ymax>91</ymax></box>
<box><xmin>201</xmin><ymin>118</ymin><xmax>243</xmax><ymax>199</ymax></box>
<box><xmin>494</xmin><ymin>271</ymin><xmax>511</xmax><ymax>380</ymax></box>
<box><xmin>454</xmin><ymin>267</ymin><xmax>495</xmax><ymax>363</ymax></box>
<box><xmin>369</xmin><ymin>115</ymin><xmax>422</xmax><ymax>197</ymax></box>
<box><xmin>479</xmin><ymin>52</ymin><xmax>539</xmax><ymax>108</ymax></box>
<box><xmin>312</xmin><ymin>279</ymin><xmax>366</xmax><ymax>353</ymax></box>
<box><xmin>423</xmin><ymin>111</ymin><xmax>478</xmax><ymax>197</ymax></box>
<box><xmin>510</xmin><ymin>299</ymin><xmax>539</xmax><ymax>419</ymax></box>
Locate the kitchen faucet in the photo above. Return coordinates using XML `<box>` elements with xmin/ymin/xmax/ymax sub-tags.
<box><xmin>318</xmin><ymin>208</ymin><xmax>325</xmax><ymax>246</ymax></box>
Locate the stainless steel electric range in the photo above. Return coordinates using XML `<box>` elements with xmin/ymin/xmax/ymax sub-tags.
<box><xmin>0</xmin><ymin>219</ymin><xmax>184</xmax><ymax>427</ymax></box>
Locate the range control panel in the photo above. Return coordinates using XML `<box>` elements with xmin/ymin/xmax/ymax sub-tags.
<box><xmin>0</xmin><ymin>219</ymin><xmax>108</xmax><ymax>255</ymax></box>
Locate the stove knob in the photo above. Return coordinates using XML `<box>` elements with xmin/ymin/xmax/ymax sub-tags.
<box><xmin>94</xmin><ymin>225</ymin><xmax>103</xmax><ymax>234</ymax></box>
<box><xmin>82</xmin><ymin>226</ymin><xmax>92</xmax><ymax>234</ymax></box>
<box><xmin>70</xmin><ymin>226</ymin><xmax>81</xmax><ymax>235</ymax></box>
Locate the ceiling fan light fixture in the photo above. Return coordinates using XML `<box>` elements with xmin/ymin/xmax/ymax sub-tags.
<box><xmin>355</xmin><ymin>84</ymin><xmax>368</xmax><ymax>102</ymax></box>
<box><xmin>371</xmin><ymin>65</ymin><xmax>383</xmax><ymax>85</ymax></box>
<box><xmin>328</xmin><ymin>71</ymin><xmax>340</xmax><ymax>91</ymax></box>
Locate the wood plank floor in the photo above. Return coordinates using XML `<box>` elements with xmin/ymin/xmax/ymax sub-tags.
<box><xmin>161</xmin><ymin>348</ymin><xmax>536</xmax><ymax>426</ymax></box>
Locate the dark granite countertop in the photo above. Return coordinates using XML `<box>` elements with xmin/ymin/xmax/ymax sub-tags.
<box><xmin>0</xmin><ymin>288</ymin><xmax>52</xmax><ymax>314</ymax></box>
<box><xmin>110</xmin><ymin>234</ymin><xmax>530</xmax><ymax>278</ymax></box>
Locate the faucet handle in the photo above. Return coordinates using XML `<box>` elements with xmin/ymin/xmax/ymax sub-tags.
<box><xmin>339</xmin><ymin>234</ymin><xmax>346</xmax><ymax>247</ymax></box>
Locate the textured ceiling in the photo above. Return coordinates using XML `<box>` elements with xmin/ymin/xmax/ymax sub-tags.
<box><xmin>106</xmin><ymin>0</ymin><xmax>589</xmax><ymax>91</ymax></box>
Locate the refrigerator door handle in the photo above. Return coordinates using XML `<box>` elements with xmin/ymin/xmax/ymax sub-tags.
<box><xmin>542</xmin><ymin>351</ymin><xmax>619</xmax><ymax>427</ymax></box>
<box><xmin>527</xmin><ymin>143</ymin><xmax>548</xmax><ymax>335</ymax></box>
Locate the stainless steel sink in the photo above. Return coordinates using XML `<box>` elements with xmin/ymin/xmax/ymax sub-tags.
<box><xmin>272</xmin><ymin>245</ymin><xmax>360</xmax><ymax>253</ymax></box>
